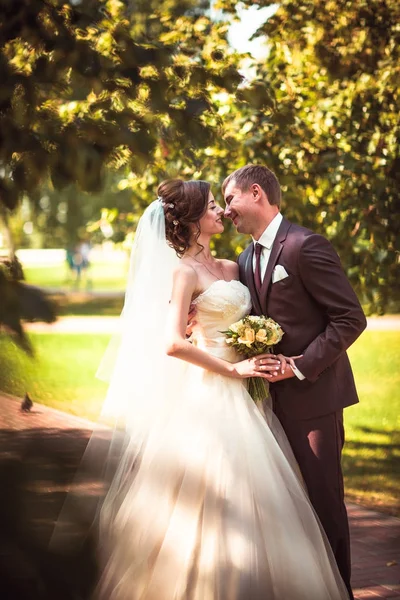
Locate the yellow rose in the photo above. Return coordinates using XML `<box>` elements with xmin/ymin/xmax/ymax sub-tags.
<box><xmin>255</xmin><ymin>328</ymin><xmax>267</xmax><ymax>343</ymax></box>
<box><xmin>238</xmin><ymin>327</ymin><xmax>255</xmax><ymax>347</ymax></box>
<box><xmin>244</xmin><ymin>327</ymin><xmax>255</xmax><ymax>343</ymax></box>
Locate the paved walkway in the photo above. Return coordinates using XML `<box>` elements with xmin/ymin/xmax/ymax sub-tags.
<box><xmin>0</xmin><ymin>392</ymin><xmax>399</xmax><ymax>599</ymax></box>
<box><xmin>24</xmin><ymin>315</ymin><xmax>400</xmax><ymax>334</ymax></box>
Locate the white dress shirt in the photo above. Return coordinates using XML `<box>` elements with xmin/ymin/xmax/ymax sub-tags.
<box><xmin>252</xmin><ymin>212</ymin><xmax>305</xmax><ymax>381</ymax></box>
<box><xmin>252</xmin><ymin>212</ymin><xmax>283</xmax><ymax>278</ymax></box>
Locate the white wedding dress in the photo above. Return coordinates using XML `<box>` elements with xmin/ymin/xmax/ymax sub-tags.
<box><xmin>95</xmin><ymin>279</ymin><xmax>349</xmax><ymax>600</ymax></box>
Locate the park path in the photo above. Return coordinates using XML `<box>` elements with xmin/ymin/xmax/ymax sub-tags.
<box><xmin>0</xmin><ymin>391</ymin><xmax>399</xmax><ymax>599</ymax></box>
<box><xmin>24</xmin><ymin>314</ymin><xmax>400</xmax><ymax>334</ymax></box>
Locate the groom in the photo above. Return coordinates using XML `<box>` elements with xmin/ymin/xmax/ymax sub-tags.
<box><xmin>223</xmin><ymin>164</ymin><xmax>366</xmax><ymax>599</ymax></box>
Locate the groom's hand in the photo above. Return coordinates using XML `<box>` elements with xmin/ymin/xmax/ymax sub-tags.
<box><xmin>266</xmin><ymin>354</ymin><xmax>303</xmax><ymax>382</ymax></box>
<box><xmin>186</xmin><ymin>304</ymin><xmax>197</xmax><ymax>338</ymax></box>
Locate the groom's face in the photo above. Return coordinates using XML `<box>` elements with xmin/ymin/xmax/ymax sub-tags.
<box><xmin>223</xmin><ymin>180</ymin><xmax>256</xmax><ymax>234</ymax></box>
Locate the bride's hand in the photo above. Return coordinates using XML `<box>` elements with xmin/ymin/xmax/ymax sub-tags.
<box><xmin>233</xmin><ymin>353</ymin><xmax>282</xmax><ymax>379</ymax></box>
<box><xmin>186</xmin><ymin>303</ymin><xmax>197</xmax><ymax>338</ymax></box>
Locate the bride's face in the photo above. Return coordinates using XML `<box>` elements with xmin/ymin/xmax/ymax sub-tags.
<box><xmin>198</xmin><ymin>192</ymin><xmax>224</xmax><ymax>236</ymax></box>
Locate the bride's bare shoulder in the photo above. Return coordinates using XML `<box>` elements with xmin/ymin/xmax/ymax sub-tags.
<box><xmin>172</xmin><ymin>261</ymin><xmax>198</xmax><ymax>285</ymax></box>
<box><xmin>218</xmin><ymin>259</ymin><xmax>239</xmax><ymax>280</ymax></box>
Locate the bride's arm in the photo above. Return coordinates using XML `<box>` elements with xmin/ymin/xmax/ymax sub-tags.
<box><xmin>165</xmin><ymin>265</ymin><xmax>280</xmax><ymax>379</ymax></box>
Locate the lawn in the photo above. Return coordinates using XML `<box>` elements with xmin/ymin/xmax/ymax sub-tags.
<box><xmin>24</xmin><ymin>261</ymin><xmax>128</xmax><ymax>292</ymax></box>
<box><xmin>0</xmin><ymin>333</ymin><xmax>109</xmax><ymax>421</ymax></box>
<box><xmin>24</xmin><ymin>261</ymin><xmax>126</xmax><ymax>316</ymax></box>
<box><xmin>51</xmin><ymin>292</ymin><xmax>124</xmax><ymax>316</ymax></box>
<box><xmin>0</xmin><ymin>329</ymin><xmax>399</xmax><ymax>515</ymax></box>
<box><xmin>343</xmin><ymin>330</ymin><xmax>400</xmax><ymax>515</ymax></box>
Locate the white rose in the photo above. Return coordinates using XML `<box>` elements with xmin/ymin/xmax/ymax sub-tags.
<box><xmin>229</xmin><ymin>320</ymin><xmax>243</xmax><ymax>334</ymax></box>
<box><xmin>247</xmin><ymin>316</ymin><xmax>259</xmax><ymax>323</ymax></box>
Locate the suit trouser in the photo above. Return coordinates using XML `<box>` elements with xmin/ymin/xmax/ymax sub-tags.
<box><xmin>273</xmin><ymin>403</ymin><xmax>353</xmax><ymax>600</ymax></box>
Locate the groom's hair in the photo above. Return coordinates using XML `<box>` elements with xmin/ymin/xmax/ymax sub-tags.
<box><xmin>222</xmin><ymin>165</ymin><xmax>281</xmax><ymax>207</ymax></box>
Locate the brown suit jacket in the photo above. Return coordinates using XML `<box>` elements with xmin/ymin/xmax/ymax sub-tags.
<box><xmin>238</xmin><ymin>217</ymin><xmax>367</xmax><ymax>419</ymax></box>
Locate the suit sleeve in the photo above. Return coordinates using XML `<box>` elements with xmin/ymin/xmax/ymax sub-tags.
<box><xmin>294</xmin><ymin>234</ymin><xmax>367</xmax><ymax>382</ymax></box>
<box><xmin>237</xmin><ymin>251</ymin><xmax>246</xmax><ymax>283</ymax></box>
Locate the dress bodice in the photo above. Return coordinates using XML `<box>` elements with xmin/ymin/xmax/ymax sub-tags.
<box><xmin>191</xmin><ymin>280</ymin><xmax>251</xmax><ymax>357</ymax></box>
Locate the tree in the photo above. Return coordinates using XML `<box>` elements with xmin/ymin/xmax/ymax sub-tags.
<box><xmin>214</xmin><ymin>0</ymin><xmax>400</xmax><ymax>313</ymax></box>
<box><xmin>0</xmin><ymin>0</ymin><xmax>241</xmax><ymax>206</ymax></box>
<box><xmin>1</xmin><ymin>0</ymin><xmax>398</xmax><ymax>321</ymax></box>
<box><xmin>0</xmin><ymin>0</ymin><xmax>243</xmax><ymax>342</ymax></box>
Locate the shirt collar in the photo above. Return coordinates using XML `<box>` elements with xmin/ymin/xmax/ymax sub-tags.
<box><xmin>253</xmin><ymin>212</ymin><xmax>283</xmax><ymax>250</ymax></box>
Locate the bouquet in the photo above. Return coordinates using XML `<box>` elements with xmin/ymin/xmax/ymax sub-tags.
<box><xmin>222</xmin><ymin>315</ymin><xmax>284</xmax><ymax>404</ymax></box>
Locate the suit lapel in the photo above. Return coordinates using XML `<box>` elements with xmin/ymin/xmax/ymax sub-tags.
<box><xmin>244</xmin><ymin>245</ymin><xmax>263</xmax><ymax>315</ymax></box>
<box><xmin>259</xmin><ymin>217</ymin><xmax>291</xmax><ymax>313</ymax></box>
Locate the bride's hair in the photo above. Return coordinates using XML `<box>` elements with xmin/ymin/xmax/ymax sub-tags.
<box><xmin>158</xmin><ymin>179</ymin><xmax>211</xmax><ymax>257</ymax></box>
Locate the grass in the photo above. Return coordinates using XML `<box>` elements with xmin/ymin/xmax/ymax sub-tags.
<box><xmin>343</xmin><ymin>330</ymin><xmax>400</xmax><ymax>515</ymax></box>
<box><xmin>0</xmin><ymin>333</ymin><xmax>109</xmax><ymax>421</ymax></box>
<box><xmin>24</xmin><ymin>261</ymin><xmax>126</xmax><ymax>316</ymax></box>
<box><xmin>0</xmin><ymin>329</ymin><xmax>399</xmax><ymax>515</ymax></box>
<box><xmin>51</xmin><ymin>292</ymin><xmax>124</xmax><ymax>316</ymax></box>
<box><xmin>24</xmin><ymin>261</ymin><xmax>128</xmax><ymax>292</ymax></box>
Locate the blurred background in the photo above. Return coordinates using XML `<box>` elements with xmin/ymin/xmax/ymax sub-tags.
<box><xmin>0</xmin><ymin>0</ymin><xmax>399</xmax><ymax>598</ymax></box>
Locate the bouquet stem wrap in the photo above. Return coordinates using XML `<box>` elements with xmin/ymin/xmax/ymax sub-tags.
<box><xmin>248</xmin><ymin>374</ymin><xmax>270</xmax><ymax>406</ymax></box>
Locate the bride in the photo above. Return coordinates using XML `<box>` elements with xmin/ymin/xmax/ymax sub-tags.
<box><xmin>94</xmin><ymin>179</ymin><xmax>349</xmax><ymax>599</ymax></box>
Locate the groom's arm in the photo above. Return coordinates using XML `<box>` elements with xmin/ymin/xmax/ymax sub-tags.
<box><xmin>237</xmin><ymin>250</ymin><xmax>247</xmax><ymax>286</ymax></box>
<box><xmin>293</xmin><ymin>233</ymin><xmax>366</xmax><ymax>383</ymax></box>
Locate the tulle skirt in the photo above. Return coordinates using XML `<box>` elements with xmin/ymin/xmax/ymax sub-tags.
<box><xmin>95</xmin><ymin>351</ymin><xmax>349</xmax><ymax>600</ymax></box>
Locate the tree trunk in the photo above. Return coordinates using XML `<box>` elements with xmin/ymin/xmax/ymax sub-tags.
<box><xmin>0</xmin><ymin>204</ymin><xmax>16</xmax><ymax>259</ymax></box>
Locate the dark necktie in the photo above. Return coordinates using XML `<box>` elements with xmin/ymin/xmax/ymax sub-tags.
<box><xmin>254</xmin><ymin>243</ymin><xmax>263</xmax><ymax>292</ymax></box>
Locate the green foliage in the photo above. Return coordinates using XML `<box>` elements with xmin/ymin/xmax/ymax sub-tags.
<box><xmin>105</xmin><ymin>0</ymin><xmax>399</xmax><ymax>313</ymax></box>
<box><xmin>216</xmin><ymin>0</ymin><xmax>400</xmax><ymax>313</ymax></box>
<box><xmin>0</xmin><ymin>0</ymin><xmax>398</xmax><ymax>315</ymax></box>
<box><xmin>0</xmin><ymin>0</ymin><xmax>244</xmax><ymax>341</ymax></box>
<box><xmin>0</xmin><ymin>0</ymin><xmax>241</xmax><ymax>206</ymax></box>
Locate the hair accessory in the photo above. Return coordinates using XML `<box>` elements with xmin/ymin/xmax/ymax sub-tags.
<box><xmin>159</xmin><ymin>197</ymin><xmax>174</xmax><ymax>209</ymax></box>
<box><xmin>173</xmin><ymin>220</ymin><xmax>179</xmax><ymax>226</ymax></box>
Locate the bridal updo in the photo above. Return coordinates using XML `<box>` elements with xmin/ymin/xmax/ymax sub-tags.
<box><xmin>158</xmin><ymin>179</ymin><xmax>211</xmax><ymax>257</ymax></box>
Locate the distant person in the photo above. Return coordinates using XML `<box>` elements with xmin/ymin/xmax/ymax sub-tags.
<box><xmin>65</xmin><ymin>245</ymin><xmax>76</xmax><ymax>284</ymax></box>
<box><xmin>71</xmin><ymin>243</ymin><xmax>83</xmax><ymax>288</ymax></box>
<box><xmin>79</xmin><ymin>238</ymin><xmax>92</xmax><ymax>289</ymax></box>
<box><xmin>68</xmin><ymin>239</ymin><xmax>92</xmax><ymax>289</ymax></box>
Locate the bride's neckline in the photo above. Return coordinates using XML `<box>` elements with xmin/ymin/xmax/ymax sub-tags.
<box><xmin>192</xmin><ymin>279</ymin><xmax>244</xmax><ymax>303</ymax></box>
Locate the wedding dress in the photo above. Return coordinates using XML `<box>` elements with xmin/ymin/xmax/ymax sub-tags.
<box><xmin>95</xmin><ymin>278</ymin><xmax>349</xmax><ymax>600</ymax></box>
